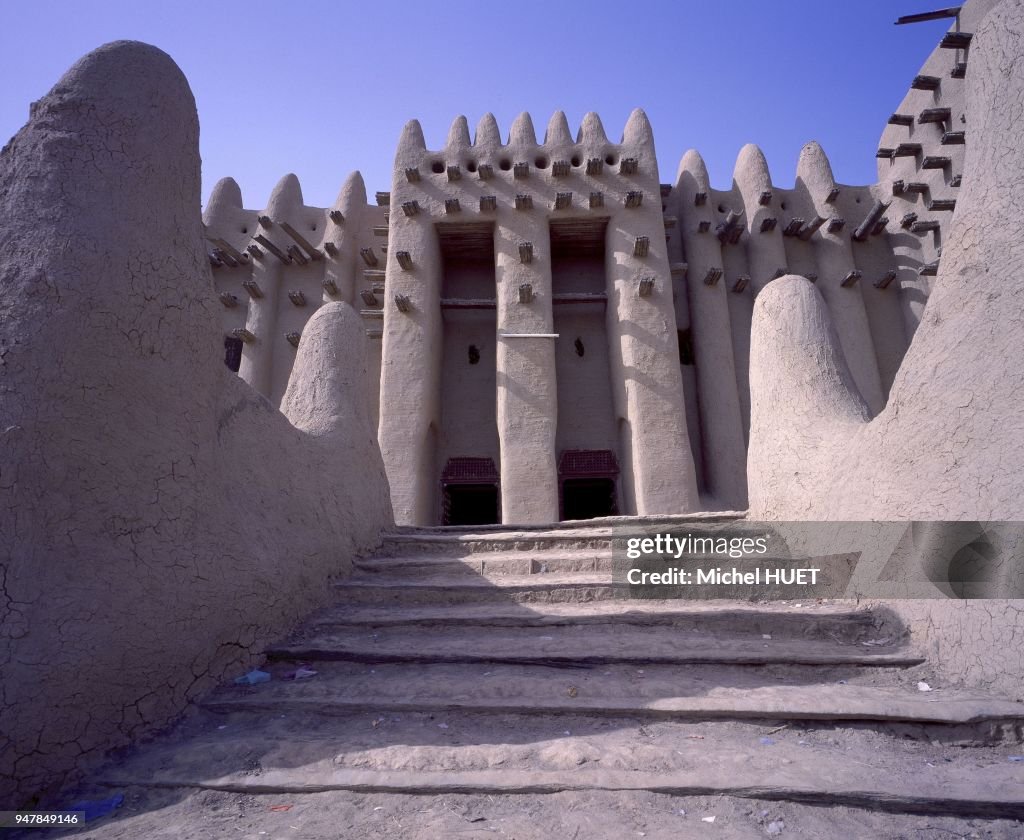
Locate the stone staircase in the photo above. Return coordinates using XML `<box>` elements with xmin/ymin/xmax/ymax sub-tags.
<box><xmin>86</xmin><ymin>517</ymin><xmax>1024</xmax><ymax>836</ymax></box>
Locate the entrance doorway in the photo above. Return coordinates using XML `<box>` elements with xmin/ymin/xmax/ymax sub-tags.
<box><xmin>558</xmin><ymin>449</ymin><xmax>620</xmax><ymax>521</ymax></box>
<box><xmin>441</xmin><ymin>457</ymin><xmax>500</xmax><ymax>526</ymax></box>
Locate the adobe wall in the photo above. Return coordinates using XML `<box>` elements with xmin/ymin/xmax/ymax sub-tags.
<box><xmin>0</xmin><ymin>42</ymin><xmax>392</xmax><ymax>805</ymax></box>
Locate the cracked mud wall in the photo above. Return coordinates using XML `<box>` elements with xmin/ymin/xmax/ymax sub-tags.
<box><xmin>0</xmin><ymin>41</ymin><xmax>392</xmax><ymax>805</ymax></box>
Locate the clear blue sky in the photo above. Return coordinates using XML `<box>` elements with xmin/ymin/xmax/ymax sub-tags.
<box><xmin>0</xmin><ymin>1</ymin><xmax>956</xmax><ymax>208</ymax></box>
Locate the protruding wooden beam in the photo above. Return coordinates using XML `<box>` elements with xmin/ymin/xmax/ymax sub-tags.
<box><xmin>286</xmin><ymin>245</ymin><xmax>308</xmax><ymax>266</ymax></box>
<box><xmin>911</xmin><ymin>219</ymin><xmax>941</xmax><ymax>233</ymax></box>
<box><xmin>280</xmin><ymin>222</ymin><xmax>323</xmax><ymax>261</ymax></box>
<box><xmin>894</xmin><ymin>142</ymin><xmax>923</xmax><ymax>157</ymax></box>
<box><xmin>211</xmin><ymin>237</ymin><xmax>248</xmax><ymax>264</ymax></box>
<box><xmin>360</xmin><ymin>289</ymin><xmax>378</xmax><ymax>306</ymax></box>
<box><xmin>219</xmin><ymin>292</ymin><xmax>238</xmax><ymax>307</ymax></box>
<box><xmin>827</xmin><ymin>217</ymin><xmax>845</xmax><ymax>233</ymax></box>
<box><xmin>702</xmin><ymin>267</ymin><xmax>723</xmax><ymax>286</ymax></box>
<box><xmin>232</xmin><ymin>327</ymin><xmax>255</xmax><ymax>343</ymax></box>
<box><xmin>258</xmin><ymin>215</ymin><xmax>273</xmax><ymax>228</ymax></box>
<box><xmin>900</xmin><ymin>212</ymin><xmax>919</xmax><ymax>229</ymax></box>
<box><xmin>513</xmin><ymin>162</ymin><xmax>529</xmax><ymax>179</ymax></box>
<box><xmin>518</xmin><ymin>283</ymin><xmax>533</xmax><ymax>304</ymax></box>
<box><xmin>798</xmin><ymin>215</ymin><xmax>827</xmax><ymax>241</ymax></box>
<box><xmin>825</xmin><ymin>187</ymin><xmax>841</xmax><ymax>204</ymax></box>
<box><xmin>554</xmin><ymin>192</ymin><xmax>572</xmax><ymax>210</ymax></box>
<box><xmin>940</xmin><ymin>31</ymin><xmax>972</xmax><ymax>48</ymax></box>
<box><xmin>670</xmin><ymin>262</ymin><xmax>688</xmax><ymax>278</ymax></box>
<box><xmin>519</xmin><ymin>242</ymin><xmax>533</xmax><ymax>264</ymax></box>
<box><xmin>624</xmin><ymin>191</ymin><xmax>643</xmax><ymax>208</ymax></box>
<box><xmin>928</xmin><ymin>198</ymin><xmax>957</xmax><ymax>211</ymax></box>
<box><xmin>360</xmin><ymin>247</ymin><xmax>379</xmax><ymax>266</ymax></box>
<box><xmin>716</xmin><ymin>210</ymin><xmax>744</xmax><ymax>245</ymax></box>
<box><xmin>394</xmin><ymin>293</ymin><xmax>412</xmax><ymax>312</ymax></box>
<box><xmin>405</xmin><ymin>167</ymin><xmax>420</xmax><ymax>183</ymax></box>
<box><xmin>329</xmin><ymin>210</ymin><xmax>344</xmax><ymax>224</ymax></box>
<box><xmin>911</xmin><ymin>75</ymin><xmax>941</xmax><ymax>91</ymax></box>
<box><xmin>888</xmin><ymin>113</ymin><xmax>915</xmax><ymax>126</ymax></box>
<box><xmin>445</xmin><ymin>198</ymin><xmax>461</xmax><ymax>214</ymax></box>
<box><xmin>895</xmin><ymin>7</ymin><xmax>960</xmax><ymax>24</ymax></box>
<box><xmin>478</xmin><ymin>164</ymin><xmax>493</xmax><ymax>180</ymax></box>
<box><xmin>253</xmin><ymin>234</ymin><xmax>291</xmax><ymax>264</ymax></box>
<box><xmin>246</xmin><ymin>244</ymin><xmax>264</xmax><ymax>261</ymax></box>
<box><xmin>323</xmin><ymin>241</ymin><xmax>339</xmax><ymax>257</ymax></box>
<box><xmin>323</xmin><ymin>277</ymin><xmax>338</xmax><ymax>295</ymax></box>
<box><xmin>242</xmin><ymin>279</ymin><xmax>263</xmax><ymax>298</ymax></box>
<box><xmin>589</xmin><ymin>192</ymin><xmax>603</xmax><ymax>208</ymax></box>
<box><xmin>905</xmin><ymin>181</ymin><xmax>929</xmax><ymax>194</ymax></box>
<box><xmin>782</xmin><ymin>218</ymin><xmax>804</xmax><ymax>237</ymax></box>
<box><xmin>942</xmin><ymin>131</ymin><xmax>966</xmax><ymax>145</ymax></box>
<box><xmin>515</xmin><ymin>194</ymin><xmax>533</xmax><ymax>210</ymax></box>
<box><xmin>212</xmin><ymin>249</ymin><xmax>236</xmax><ymax>268</ymax></box>
<box><xmin>922</xmin><ymin>155</ymin><xmax>951</xmax><ymax>169</ymax></box>
<box><xmin>731</xmin><ymin>276</ymin><xmax>749</xmax><ymax>294</ymax></box>
<box><xmin>637</xmin><ymin>277</ymin><xmax>655</xmax><ymax>297</ymax></box>
<box><xmin>759</xmin><ymin>217</ymin><xmax>777</xmax><ymax>233</ymax></box>
<box><xmin>697</xmin><ymin>221</ymin><xmax>711</xmax><ymax>233</ymax></box>
<box><xmin>919</xmin><ymin>107</ymin><xmax>952</xmax><ymax>124</ymax></box>
<box><xmin>375</xmin><ymin>191</ymin><xmax>390</xmax><ymax>206</ymax></box>
<box><xmin>950</xmin><ymin>174</ymin><xmax>963</xmax><ymax>187</ymax></box>
<box><xmin>951</xmin><ymin>62</ymin><xmax>967</xmax><ymax>79</ymax></box>
<box><xmin>552</xmin><ymin>160</ymin><xmax>570</xmax><ymax>177</ymax></box>
<box><xmin>874</xmin><ymin>269</ymin><xmax>897</xmax><ymax>289</ymax></box>
<box><xmin>287</xmin><ymin>289</ymin><xmax>306</xmax><ymax>306</ymax></box>
<box><xmin>396</xmin><ymin>250</ymin><xmax>413</xmax><ymax>270</ymax></box>
<box><xmin>871</xmin><ymin>217</ymin><xmax>889</xmax><ymax>235</ymax></box>
<box><xmin>586</xmin><ymin>158</ymin><xmax>603</xmax><ymax>175</ymax></box>
<box><xmin>402</xmin><ymin>200</ymin><xmax>420</xmax><ymax>217</ymax></box>
<box><xmin>877</xmin><ymin>148</ymin><xmax>895</xmax><ymax>159</ymax></box>
<box><xmin>633</xmin><ymin>236</ymin><xmax>650</xmax><ymax>257</ymax></box>
<box><xmin>619</xmin><ymin>158</ymin><xmax>638</xmax><ymax>175</ymax></box>
<box><xmin>840</xmin><ymin>269</ymin><xmax>862</xmax><ymax>288</ymax></box>
<box><xmin>919</xmin><ymin>260</ymin><xmax>940</xmax><ymax>276</ymax></box>
<box><xmin>446</xmin><ymin>165</ymin><xmax>461</xmax><ymax>182</ymax></box>
<box><xmin>892</xmin><ymin>179</ymin><xmax>906</xmax><ymax>196</ymax></box>
<box><xmin>852</xmin><ymin>200</ymin><xmax>891</xmax><ymax>242</ymax></box>
<box><xmin>285</xmin><ymin>331</ymin><xmax>301</xmax><ymax>348</ymax></box>
<box><xmin>758</xmin><ymin>190</ymin><xmax>772</xmax><ymax>206</ymax></box>
<box><xmin>479</xmin><ymin>195</ymin><xmax>497</xmax><ymax>212</ymax></box>
<box><xmin>694</xmin><ymin>191</ymin><xmax>707</xmax><ymax>206</ymax></box>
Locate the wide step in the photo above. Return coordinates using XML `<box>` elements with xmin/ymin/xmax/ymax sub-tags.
<box><xmin>203</xmin><ymin>660</ymin><xmax>1024</xmax><ymax>732</ymax></box>
<box><xmin>267</xmin><ymin>623</ymin><xmax>923</xmax><ymax>667</ymax></box>
<box><xmin>100</xmin><ymin>714</ymin><xmax>1024</xmax><ymax>818</ymax></box>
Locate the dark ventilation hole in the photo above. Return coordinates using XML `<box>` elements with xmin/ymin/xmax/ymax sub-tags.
<box><xmin>499</xmin><ymin>158</ymin><xmax>512</xmax><ymax>171</ymax></box>
<box><xmin>574</xmin><ymin>337</ymin><xmax>585</xmax><ymax>357</ymax></box>
<box><xmin>466</xmin><ymin>160</ymin><xmax>477</xmax><ymax>172</ymax></box>
<box><xmin>431</xmin><ymin>160</ymin><xmax>445</xmax><ymax>174</ymax></box>
<box><xmin>571</xmin><ymin>155</ymin><xmax>581</xmax><ymax>167</ymax></box>
<box><xmin>718</xmin><ymin>204</ymin><xmax>726</xmax><ymax>213</ymax></box>
<box><xmin>678</xmin><ymin>329</ymin><xmax>694</xmax><ymax>366</ymax></box>
<box><xmin>535</xmin><ymin>155</ymin><xmax>549</xmax><ymax>169</ymax></box>
<box><xmin>311</xmin><ymin>224</ymin><xmax>317</xmax><ymax>231</ymax></box>
<box><xmin>855</xmin><ymin>196</ymin><xmax>862</xmax><ymax>204</ymax></box>
<box><xmin>241</xmin><ymin>227</ymin><xmax>248</xmax><ymax>234</ymax></box>
<box><xmin>224</xmin><ymin>336</ymin><xmax>243</xmax><ymax>373</ymax></box>
<box><xmin>780</xmin><ymin>201</ymin><xmax>787</xmax><ymax>211</ymax></box>
<box><xmin>605</xmin><ymin>153</ymin><xmax>617</xmax><ymax>166</ymax></box>
<box><xmin>468</xmin><ymin>344</ymin><xmax>480</xmax><ymax>364</ymax></box>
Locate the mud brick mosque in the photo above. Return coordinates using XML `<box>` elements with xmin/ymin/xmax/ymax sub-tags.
<box><xmin>204</xmin><ymin>14</ymin><xmax>960</xmax><ymax>528</ymax></box>
<box><xmin>5</xmin><ymin>0</ymin><xmax>1024</xmax><ymax>820</ymax></box>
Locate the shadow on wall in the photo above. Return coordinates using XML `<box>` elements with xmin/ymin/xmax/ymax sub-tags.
<box><xmin>0</xmin><ymin>42</ymin><xmax>393</xmax><ymax>806</ymax></box>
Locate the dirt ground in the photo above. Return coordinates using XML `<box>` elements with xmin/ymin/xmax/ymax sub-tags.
<box><xmin>38</xmin><ymin>787</ymin><xmax>1024</xmax><ymax>839</ymax></box>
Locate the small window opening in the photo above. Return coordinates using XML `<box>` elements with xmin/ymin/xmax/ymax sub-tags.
<box><xmin>224</xmin><ymin>336</ymin><xmax>243</xmax><ymax>372</ymax></box>
<box><xmin>468</xmin><ymin>344</ymin><xmax>480</xmax><ymax>364</ymax></box>
<box><xmin>574</xmin><ymin>337</ymin><xmax>585</xmax><ymax>357</ymax></box>
<box><xmin>678</xmin><ymin>329</ymin><xmax>694</xmax><ymax>366</ymax></box>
